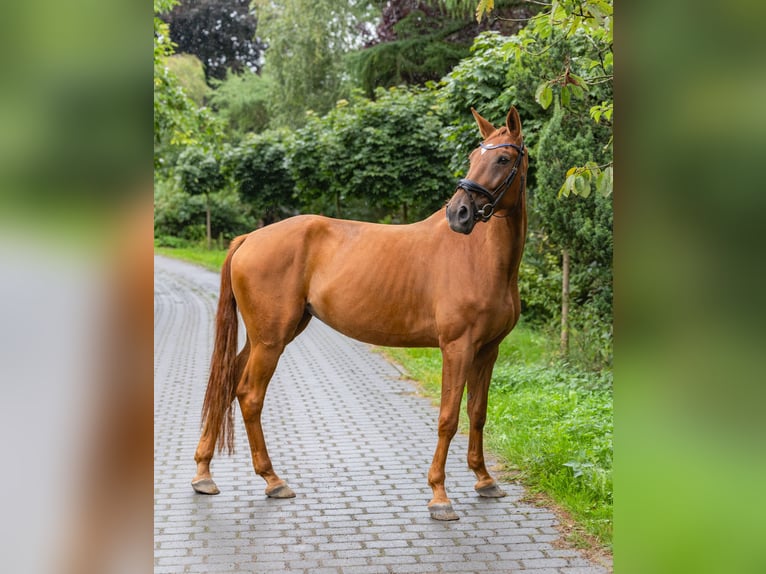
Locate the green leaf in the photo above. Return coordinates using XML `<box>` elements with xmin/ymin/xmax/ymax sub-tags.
<box><xmin>567</xmin><ymin>16</ymin><xmax>581</xmax><ymax>37</ymax></box>
<box><xmin>587</xmin><ymin>3</ymin><xmax>605</xmax><ymax>23</ymax></box>
<box><xmin>573</xmin><ymin>173</ymin><xmax>590</xmax><ymax>197</ymax></box>
<box><xmin>568</xmin><ymin>73</ymin><xmax>589</xmax><ymax>91</ymax></box>
<box><xmin>594</xmin><ymin>170</ymin><xmax>605</xmax><ymax>192</ymax></box>
<box><xmin>597</xmin><ymin>166</ymin><xmax>613</xmax><ymax>197</ymax></box>
<box><xmin>549</xmin><ymin>0</ymin><xmax>559</xmax><ymax>25</ymax></box>
<box><xmin>595</xmin><ymin>0</ymin><xmax>614</xmax><ymax>17</ymax></box>
<box><xmin>536</xmin><ymin>82</ymin><xmax>553</xmax><ymax>110</ymax></box>
<box><xmin>559</xmin><ymin>174</ymin><xmax>576</xmax><ymax>198</ymax></box>
<box><xmin>535</xmin><ymin>81</ymin><xmax>545</xmax><ymax>101</ymax></box>
<box><xmin>561</xmin><ymin>84</ymin><xmax>571</xmax><ymax>107</ymax></box>
<box><xmin>478</xmin><ymin>85</ymin><xmax>496</xmax><ymax>99</ymax></box>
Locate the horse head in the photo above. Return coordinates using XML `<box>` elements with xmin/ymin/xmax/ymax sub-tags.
<box><xmin>446</xmin><ymin>106</ymin><xmax>527</xmax><ymax>235</ymax></box>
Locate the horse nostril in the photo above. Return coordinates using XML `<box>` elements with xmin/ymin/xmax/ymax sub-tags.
<box><xmin>458</xmin><ymin>205</ymin><xmax>470</xmax><ymax>223</ymax></box>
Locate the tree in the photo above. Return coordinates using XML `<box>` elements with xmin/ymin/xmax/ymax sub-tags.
<box><xmin>349</xmin><ymin>1</ymin><xmax>537</xmax><ymax>98</ymax></box>
<box><xmin>154</xmin><ymin>178</ymin><xmax>257</xmax><ymax>244</ymax></box>
<box><xmin>175</xmin><ymin>145</ymin><xmax>227</xmax><ymax>248</ymax></box>
<box><xmin>286</xmin><ymin>114</ymin><xmax>344</xmax><ymax>216</ymax></box>
<box><xmin>335</xmin><ymin>87</ymin><xmax>451</xmax><ymax>221</ymax></box>
<box><xmin>207</xmin><ymin>70</ymin><xmax>275</xmax><ymax>137</ymax></box>
<box><xmin>226</xmin><ymin>129</ymin><xmax>296</xmax><ymax>224</ymax></box>
<box><xmin>165</xmin><ymin>53</ymin><xmax>211</xmax><ymax>105</ymax></box>
<box><xmin>534</xmin><ymin>102</ymin><xmax>612</xmax><ymax>361</ymax></box>
<box><xmin>438</xmin><ymin>31</ymin><xmax>546</xmax><ymax>178</ymax></box>
<box><xmin>513</xmin><ymin>0</ymin><xmax>613</xmax><ymax>360</ymax></box>
<box><xmin>348</xmin><ymin>2</ymin><xmax>471</xmax><ymax>97</ymax></box>
<box><xmin>154</xmin><ymin>0</ymin><xmax>222</xmax><ymax>170</ymax></box>
<box><xmin>162</xmin><ymin>0</ymin><xmax>267</xmax><ymax>82</ymax></box>
<box><xmin>287</xmin><ymin>87</ymin><xmax>451</xmax><ymax>223</ymax></box>
<box><xmin>154</xmin><ymin>0</ymin><xmax>201</xmax><ymax>146</ymax></box>
<box><xmin>253</xmin><ymin>0</ymin><xmax>379</xmax><ymax>128</ymax></box>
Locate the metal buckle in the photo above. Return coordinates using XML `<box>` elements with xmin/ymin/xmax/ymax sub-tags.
<box><xmin>476</xmin><ymin>203</ymin><xmax>495</xmax><ymax>221</ymax></box>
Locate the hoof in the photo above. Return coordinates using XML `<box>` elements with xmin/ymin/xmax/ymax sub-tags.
<box><xmin>475</xmin><ymin>482</ymin><xmax>507</xmax><ymax>498</ymax></box>
<box><xmin>428</xmin><ymin>502</ymin><xmax>459</xmax><ymax>521</ymax></box>
<box><xmin>265</xmin><ymin>481</ymin><xmax>295</xmax><ymax>499</ymax></box>
<box><xmin>191</xmin><ymin>478</ymin><xmax>220</xmax><ymax>495</ymax></box>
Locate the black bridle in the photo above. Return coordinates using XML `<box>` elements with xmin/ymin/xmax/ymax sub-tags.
<box><xmin>456</xmin><ymin>140</ymin><xmax>526</xmax><ymax>222</ymax></box>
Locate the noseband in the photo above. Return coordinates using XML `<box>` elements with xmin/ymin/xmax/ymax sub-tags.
<box><xmin>455</xmin><ymin>140</ymin><xmax>526</xmax><ymax>222</ymax></box>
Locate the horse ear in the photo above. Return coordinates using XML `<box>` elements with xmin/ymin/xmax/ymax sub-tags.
<box><xmin>506</xmin><ymin>106</ymin><xmax>522</xmax><ymax>139</ymax></box>
<box><xmin>471</xmin><ymin>107</ymin><xmax>496</xmax><ymax>140</ymax></box>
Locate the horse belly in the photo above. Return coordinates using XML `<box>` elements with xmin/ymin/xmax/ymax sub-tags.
<box><xmin>307</xmin><ymin>265</ymin><xmax>439</xmax><ymax>348</ymax></box>
<box><xmin>321</xmin><ymin>319</ymin><xmax>437</xmax><ymax>348</ymax></box>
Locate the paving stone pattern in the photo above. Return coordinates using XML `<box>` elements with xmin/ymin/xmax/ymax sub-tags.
<box><xmin>155</xmin><ymin>255</ymin><xmax>609</xmax><ymax>573</ymax></box>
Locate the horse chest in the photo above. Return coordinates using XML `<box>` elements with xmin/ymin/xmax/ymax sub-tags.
<box><xmin>476</xmin><ymin>295</ymin><xmax>517</xmax><ymax>335</ymax></box>
<box><xmin>437</xmin><ymin>285</ymin><xmax>517</xmax><ymax>344</ymax></box>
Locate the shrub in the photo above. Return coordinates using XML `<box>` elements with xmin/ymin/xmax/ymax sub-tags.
<box><xmin>154</xmin><ymin>177</ymin><xmax>257</xmax><ymax>241</ymax></box>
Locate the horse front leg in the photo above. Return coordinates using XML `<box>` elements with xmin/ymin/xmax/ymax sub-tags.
<box><xmin>467</xmin><ymin>344</ymin><xmax>507</xmax><ymax>498</ymax></box>
<box><xmin>427</xmin><ymin>340</ymin><xmax>474</xmax><ymax>521</ymax></box>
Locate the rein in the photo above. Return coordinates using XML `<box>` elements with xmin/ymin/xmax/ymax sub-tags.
<box><xmin>456</xmin><ymin>140</ymin><xmax>526</xmax><ymax>222</ymax></box>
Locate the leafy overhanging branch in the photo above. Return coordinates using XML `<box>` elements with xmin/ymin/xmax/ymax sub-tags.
<box><xmin>477</xmin><ymin>0</ymin><xmax>613</xmax><ymax>198</ymax></box>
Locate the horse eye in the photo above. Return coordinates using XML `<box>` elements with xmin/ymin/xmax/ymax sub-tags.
<box><xmin>498</xmin><ymin>156</ymin><xmax>510</xmax><ymax>164</ymax></box>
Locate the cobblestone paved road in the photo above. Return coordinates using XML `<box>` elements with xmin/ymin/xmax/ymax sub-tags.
<box><xmin>154</xmin><ymin>255</ymin><xmax>610</xmax><ymax>574</ymax></box>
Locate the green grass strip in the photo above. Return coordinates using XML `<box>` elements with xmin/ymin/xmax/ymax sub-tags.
<box><xmin>155</xmin><ymin>245</ymin><xmax>227</xmax><ymax>272</ymax></box>
<box><xmin>384</xmin><ymin>326</ymin><xmax>613</xmax><ymax>548</ymax></box>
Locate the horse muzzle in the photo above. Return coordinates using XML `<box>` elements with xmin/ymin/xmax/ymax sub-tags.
<box><xmin>445</xmin><ymin>195</ymin><xmax>477</xmax><ymax>235</ymax></box>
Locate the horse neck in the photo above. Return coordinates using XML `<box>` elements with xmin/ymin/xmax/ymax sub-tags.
<box><xmin>488</xmin><ymin>196</ymin><xmax>527</xmax><ymax>283</ymax></box>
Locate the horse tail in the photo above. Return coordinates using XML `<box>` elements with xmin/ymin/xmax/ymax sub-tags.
<box><xmin>201</xmin><ymin>234</ymin><xmax>248</xmax><ymax>454</ymax></box>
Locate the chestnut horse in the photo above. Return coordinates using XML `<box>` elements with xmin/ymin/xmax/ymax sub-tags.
<box><xmin>192</xmin><ymin>106</ymin><xmax>528</xmax><ymax>521</ymax></box>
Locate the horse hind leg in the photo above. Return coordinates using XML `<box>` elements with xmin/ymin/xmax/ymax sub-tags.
<box><xmin>192</xmin><ymin>342</ymin><xmax>251</xmax><ymax>495</ymax></box>
<box><xmin>192</xmin><ymin>441</ymin><xmax>221</xmax><ymax>494</ymax></box>
<box><xmin>237</xmin><ymin>342</ymin><xmax>295</xmax><ymax>498</ymax></box>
